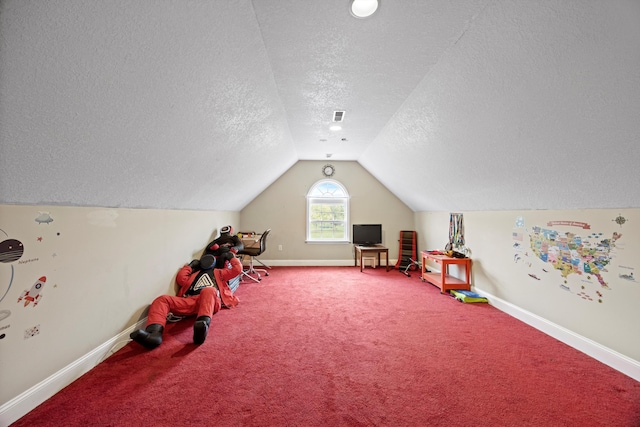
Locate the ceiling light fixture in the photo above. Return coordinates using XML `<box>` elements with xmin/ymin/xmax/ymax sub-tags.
<box><xmin>350</xmin><ymin>0</ymin><xmax>379</xmax><ymax>19</ymax></box>
<box><xmin>330</xmin><ymin>125</ymin><xmax>342</xmax><ymax>131</ymax></box>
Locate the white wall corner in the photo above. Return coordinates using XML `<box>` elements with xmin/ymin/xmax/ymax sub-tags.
<box><xmin>475</xmin><ymin>288</ymin><xmax>640</xmax><ymax>382</ymax></box>
<box><xmin>0</xmin><ymin>319</ymin><xmax>147</xmax><ymax>426</ymax></box>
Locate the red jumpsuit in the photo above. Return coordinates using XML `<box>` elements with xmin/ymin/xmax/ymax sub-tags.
<box><xmin>146</xmin><ymin>257</ymin><xmax>242</xmax><ymax>328</ymax></box>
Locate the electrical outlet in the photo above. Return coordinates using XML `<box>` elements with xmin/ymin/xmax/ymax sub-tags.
<box><xmin>278</xmin><ymin>244</ymin><xmax>282</xmax><ymax>251</ymax></box>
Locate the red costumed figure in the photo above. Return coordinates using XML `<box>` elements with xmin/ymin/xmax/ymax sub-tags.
<box><xmin>130</xmin><ymin>253</ymin><xmax>242</xmax><ymax>349</ymax></box>
<box><xmin>203</xmin><ymin>225</ymin><xmax>244</xmax><ymax>268</ymax></box>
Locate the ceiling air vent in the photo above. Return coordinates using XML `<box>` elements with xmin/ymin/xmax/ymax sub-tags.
<box><xmin>333</xmin><ymin>110</ymin><xmax>345</xmax><ymax>122</ymax></box>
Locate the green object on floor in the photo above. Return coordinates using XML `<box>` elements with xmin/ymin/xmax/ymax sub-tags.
<box><xmin>450</xmin><ymin>289</ymin><xmax>488</xmax><ymax>303</ymax></box>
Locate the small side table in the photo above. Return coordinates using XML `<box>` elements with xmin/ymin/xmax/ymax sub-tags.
<box><xmin>362</xmin><ymin>256</ymin><xmax>377</xmax><ymax>268</ymax></box>
<box><xmin>354</xmin><ymin>245</ymin><xmax>390</xmax><ymax>272</ymax></box>
<box><xmin>421</xmin><ymin>251</ymin><xmax>472</xmax><ymax>293</ymax></box>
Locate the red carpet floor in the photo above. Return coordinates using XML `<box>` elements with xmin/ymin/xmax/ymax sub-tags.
<box><xmin>12</xmin><ymin>267</ymin><xmax>640</xmax><ymax>426</ymax></box>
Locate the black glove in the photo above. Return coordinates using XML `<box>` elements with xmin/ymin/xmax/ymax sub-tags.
<box><xmin>219</xmin><ymin>251</ymin><xmax>234</xmax><ymax>265</ymax></box>
<box><xmin>188</xmin><ymin>259</ymin><xmax>200</xmax><ymax>271</ymax></box>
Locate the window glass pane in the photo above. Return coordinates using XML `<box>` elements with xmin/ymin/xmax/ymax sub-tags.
<box><xmin>309</xmin><ymin>181</ymin><xmax>346</xmax><ymax>197</ymax></box>
<box><xmin>309</xmin><ymin>221</ymin><xmax>345</xmax><ymax>239</ymax></box>
<box><xmin>310</xmin><ymin>204</ymin><xmax>344</xmax><ymax>221</ymax></box>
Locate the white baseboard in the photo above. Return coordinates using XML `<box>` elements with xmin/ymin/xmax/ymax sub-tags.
<box><xmin>474</xmin><ymin>288</ymin><xmax>640</xmax><ymax>382</ymax></box>
<box><xmin>0</xmin><ymin>319</ymin><xmax>146</xmax><ymax>426</ymax></box>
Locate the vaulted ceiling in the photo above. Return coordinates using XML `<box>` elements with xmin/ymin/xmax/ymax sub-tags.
<box><xmin>1</xmin><ymin>1</ymin><xmax>639</xmax><ymax>211</ymax></box>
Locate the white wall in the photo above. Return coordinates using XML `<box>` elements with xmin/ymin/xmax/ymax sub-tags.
<box><xmin>239</xmin><ymin>160</ymin><xmax>415</xmax><ymax>265</ymax></box>
<box><xmin>415</xmin><ymin>209</ymin><xmax>640</xmax><ymax>365</ymax></box>
<box><xmin>0</xmin><ymin>205</ymin><xmax>238</xmax><ymax>406</ymax></box>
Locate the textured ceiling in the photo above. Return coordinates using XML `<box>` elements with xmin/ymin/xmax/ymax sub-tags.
<box><xmin>1</xmin><ymin>0</ymin><xmax>639</xmax><ymax>211</ymax></box>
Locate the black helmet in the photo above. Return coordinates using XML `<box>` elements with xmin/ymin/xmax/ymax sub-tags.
<box><xmin>199</xmin><ymin>254</ymin><xmax>216</xmax><ymax>270</ymax></box>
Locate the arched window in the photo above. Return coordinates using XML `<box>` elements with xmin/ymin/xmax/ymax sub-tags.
<box><xmin>306</xmin><ymin>179</ymin><xmax>350</xmax><ymax>243</ymax></box>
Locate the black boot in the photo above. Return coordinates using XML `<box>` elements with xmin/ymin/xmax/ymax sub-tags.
<box><xmin>130</xmin><ymin>324</ymin><xmax>164</xmax><ymax>349</ymax></box>
<box><xmin>193</xmin><ymin>316</ymin><xmax>211</xmax><ymax>345</ymax></box>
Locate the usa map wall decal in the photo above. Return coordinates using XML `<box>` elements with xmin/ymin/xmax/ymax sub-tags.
<box><xmin>512</xmin><ymin>216</ymin><xmax>634</xmax><ymax>304</ymax></box>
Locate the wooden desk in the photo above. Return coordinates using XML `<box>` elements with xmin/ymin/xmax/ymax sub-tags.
<box><xmin>354</xmin><ymin>245</ymin><xmax>390</xmax><ymax>272</ymax></box>
<box><xmin>421</xmin><ymin>251</ymin><xmax>472</xmax><ymax>293</ymax></box>
<box><xmin>241</xmin><ymin>236</ymin><xmax>260</xmax><ymax>249</ymax></box>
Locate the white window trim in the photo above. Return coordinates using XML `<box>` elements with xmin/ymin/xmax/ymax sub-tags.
<box><xmin>306</xmin><ymin>179</ymin><xmax>350</xmax><ymax>243</ymax></box>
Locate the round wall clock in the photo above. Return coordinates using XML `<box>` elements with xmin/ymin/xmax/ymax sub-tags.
<box><xmin>322</xmin><ymin>164</ymin><xmax>335</xmax><ymax>177</ymax></box>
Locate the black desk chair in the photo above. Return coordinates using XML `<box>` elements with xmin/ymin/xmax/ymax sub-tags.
<box><xmin>237</xmin><ymin>229</ymin><xmax>271</xmax><ymax>282</ymax></box>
